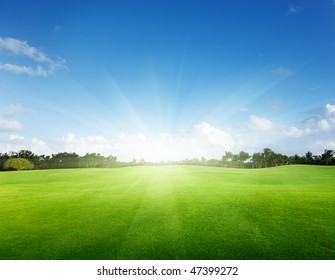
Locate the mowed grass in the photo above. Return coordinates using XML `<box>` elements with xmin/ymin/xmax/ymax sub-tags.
<box><xmin>0</xmin><ymin>165</ymin><xmax>334</xmax><ymax>260</ymax></box>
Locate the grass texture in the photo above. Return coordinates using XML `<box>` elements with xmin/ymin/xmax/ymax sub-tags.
<box><xmin>0</xmin><ymin>165</ymin><xmax>334</xmax><ymax>259</ymax></box>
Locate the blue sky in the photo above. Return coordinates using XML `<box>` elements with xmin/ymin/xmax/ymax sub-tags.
<box><xmin>0</xmin><ymin>0</ymin><xmax>335</xmax><ymax>161</ymax></box>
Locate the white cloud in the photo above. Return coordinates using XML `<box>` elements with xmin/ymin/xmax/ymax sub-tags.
<box><xmin>272</xmin><ymin>66</ymin><xmax>293</xmax><ymax>76</ymax></box>
<box><xmin>250</xmin><ymin>115</ymin><xmax>273</xmax><ymax>131</ymax></box>
<box><xmin>281</xmin><ymin>103</ymin><xmax>335</xmax><ymax>138</ymax></box>
<box><xmin>9</xmin><ymin>134</ymin><xmax>25</xmax><ymax>141</ymax></box>
<box><xmin>0</xmin><ymin>63</ymin><xmax>48</xmax><ymax>77</ymax></box>
<box><xmin>302</xmin><ymin>104</ymin><xmax>335</xmax><ymax>131</ymax></box>
<box><xmin>194</xmin><ymin>122</ymin><xmax>234</xmax><ymax>147</ymax></box>
<box><xmin>311</xmin><ymin>140</ymin><xmax>335</xmax><ymax>155</ymax></box>
<box><xmin>0</xmin><ymin>36</ymin><xmax>67</xmax><ymax>77</ymax></box>
<box><xmin>0</xmin><ymin>135</ymin><xmax>52</xmax><ymax>155</ymax></box>
<box><xmin>59</xmin><ymin>133</ymin><xmax>109</xmax><ymax>155</ymax></box>
<box><xmin>0</xmin><ymin>119</ymin><xmax>22</xmax><ymax>131</ymax></box>
<box><xmin>285</xmin><ymin>126</ymin><xmax>303</xmax><ymax>138</ymax></box>
<box><xmin>0</xmin><ymin>36</ymin><xmax>47</xmax><ymax>61</ymax></box>
<box><xmin>114</xmin><ymin>124</ymin><xmax>234</xmax><ymax>162</ymax></box>
<box><xmin>62</xmin><ymin>133</ymin><xmax>76</xmax><ymax>144</ymax></box>
<box><xmin>2</xmin><ymin>103</ymin><xmax>335</xmax><ymax>161</ymax></box>
<box><xmin>54</xmin><ymin>124</ymin><xmax>235</xmax><ymax>162</ymax></box>
<box><xmin>326</xmin><ymin>104</ymin><xmax>335</xmax><ymax>114</ymax></box>
<box><xmin>31</xmin><ymin>138</ymin><xmax>53</xmax><ymax>155</ymax></box>
<box><xmin>319</xmin><ymin>119</ymin><xmax>330</xmax><ymax>130</ymax></box>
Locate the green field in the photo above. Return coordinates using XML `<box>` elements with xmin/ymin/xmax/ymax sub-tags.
<box><xmin>0</xmin><ymin>165</ymin><xmax>334</xmax><ymax>260</ymax></box>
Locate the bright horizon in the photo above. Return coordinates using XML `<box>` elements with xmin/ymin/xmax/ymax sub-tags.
<box><xmin>1</xmin><ymin>1</ymin><xmax>335</xmax><ymax>162</ymax></box>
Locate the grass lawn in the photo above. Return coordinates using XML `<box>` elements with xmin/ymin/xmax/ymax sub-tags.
<box><xmin>0</xmin><ymin>165</ymin><xmax>334</xmax><ymax>260</ymax></box>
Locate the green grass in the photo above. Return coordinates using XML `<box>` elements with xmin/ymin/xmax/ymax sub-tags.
<box><xmin>0</xmin><ymin>165</ymin><xmax>334</xmax><ymax>260</ymax></box>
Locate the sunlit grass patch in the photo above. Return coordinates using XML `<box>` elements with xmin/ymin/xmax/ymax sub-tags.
<box><xmin>0</xmin><ymin>165</ymin><xmax>334</xmax><ymax>259</ymax></box>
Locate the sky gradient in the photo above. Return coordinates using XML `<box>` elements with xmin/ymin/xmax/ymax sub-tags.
<box><xmin>1</xmin><ymin>0</ymin><xmax>335</xmax><ymax>161</ymax></box>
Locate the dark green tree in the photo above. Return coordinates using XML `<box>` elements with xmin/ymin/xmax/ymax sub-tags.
<box><xmin>304</xmin><ymin>151</ymin><xmax>314</xmax><ymax>164</ymax></box>
<box><xmin>321</xmin><ymin>150</ymin><xmax>334</xmax><ymax>165</ymax></box>
<box><xmin>252</xmin><ymin>152</ymin><xmax>264</xmax><ymax>168</ymax></box>
<box><xmin>0</xmin><ymin>153</ymin><xmax>10</xmax><ymax>170</ymax></box>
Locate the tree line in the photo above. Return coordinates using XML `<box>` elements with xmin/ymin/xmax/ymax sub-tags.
<box><xmin>0</xmin><ymin>151</ymin><xmax>119</xmax><ymax>171</ymax></box>
<box><xmin>0</xmin><ymin>148</ymin><xmax>335</xmax><ymax>171</ymax></box>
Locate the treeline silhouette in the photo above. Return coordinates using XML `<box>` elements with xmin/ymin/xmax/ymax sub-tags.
<box><xmin>0</xmin><ymin>148</ymin><xmax>335</xmax><ymax>171</ymax></box>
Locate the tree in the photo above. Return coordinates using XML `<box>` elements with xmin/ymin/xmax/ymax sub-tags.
<box><xmin>37</xmin><ymin>154</ymin><xmax>50</xmax><ymax>169</ymax></box>
<box><xmin>3</xmin><ymin>158</ymin><xmax>34</xmax><ymax>171</ymax></box>
<box><xmin>304</xmin><ymin>151</ymin><xmax>314</xmax><ymax>164</ymax></box>
<box><xmin>16</xmin><ymin>150</ymin><xmax>38</xmax><ymax>160</ymax></box>
<box><xmin>289</xmin><ymin>154</ymin><xmax>303</xmax><ymax>165</ymax></box>
<box><xmin>0</xmin><ymin>153</ymin><xmax>10</xmax><ymax>170</ymax></box>
<box><xmin>80</xmin><ymin>153</ymin><xmax>105</xmax><ymax>168</ymax></box>
<box><xmin>321</xmin><ymin>150</ymin><xmax>335</xmax><ymax>165</ymax></box>
<box><xmin>263</xmin><ymin>148</ymin><xmax>275</xmax><ymax>167</ymax></box>
<box><xmin>252</xmin><ymin>152</ymin><xmax>264</xmax><ymax>168</ymax></box>
<box><xmin>49</xmin><ymin>152</ymin><xmax>80</xmax><ymax>169</ymax></box>
<box><xmin>232</xmin><ymin>154</ymin><xmax>239</xmax><ymax>168</ymax></box>
<box><xmin>272</xmin><ymin>152</ymin><xmax>285</xmax><ymax>166</ymax></box>
<box><xmin>105</xmin><ymin>155</ymin><xmax>117</xmax><ymax>167</ymax></box>
<box><xmin>238</xmin><ymin>151</ymin><xmax>250</xmax><ymax>168</ymax></box>
<box><xmin>222</xmin><ymin>151</ymin><xmax>233</xmax><ymax>167</ymax></box>
<box><xmin>313</xmin><ymin>154</ymin><xmax>321</xmax><ymax>165</ymax></box>
<box><xmin>207</xmin><ymin>159</ymin><xmax>222</xmax><ymax>167</ymax></box>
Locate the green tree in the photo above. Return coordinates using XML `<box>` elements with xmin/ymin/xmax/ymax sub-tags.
<box><xmin>232</xmin><ymin>154</ymin><xmax>239</xmax><ymax>168</ymax></box>
<box><xmin>263</xmin><ymin>148</ymin><xmax>275</xmax><ymax>167</ymax></box>
<box><xmin>80</xmin><ymin>153</ymin><xmax>105</xmax><ymax>168</ymax></box>
<box><xmin>304</xmin><ymin>151</ymin><xmax>314</xmax><ymax>164</ymax></box>
<box><xmin>3</xmin><ymin>158</ymin><xmax>34</xmax><ymax>171</ymax></box>
<box><xmin>321</xmin><ymin>150</ymin><xmax>334</xmax><ymax>165</ymax></box>
<box><xmin>50</xmin><ymin>152</ymin><xmax>80</xmax><ymax>169</ymax></box>
<box><xmin>238</xmin><ymin>151</ymin><xmax>250</xmax><ymax>168</ymax></box>
<box><xmin>222</xmin><ymin>151</ymin><xmax>233</xmax><ymax>167</ymax></box>
<box><xmin>0</xmin><ymin>153</ymin><xmax>10</xmax><ymax>170</ymax></box>
<box><xmin>252</xmin><ymin>152</ymin><xmax>265</xmax><ymax>168</ymax></box>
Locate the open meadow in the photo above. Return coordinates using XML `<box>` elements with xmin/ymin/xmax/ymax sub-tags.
<box><xmin>0</xmin><ymin>165</ymin><xmax>334</xmax><ymax>260</ymax></box>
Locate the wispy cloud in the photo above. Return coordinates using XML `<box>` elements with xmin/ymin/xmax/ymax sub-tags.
<box><xmin>9</xmin><ymin>134</ymin><xmax>25</xmax><ymax>141</ymax></box>
<box><xmin>0</xmin><ymin>119</ymin><xmax>22</xmax><ymax>131</ymax></box>
<box><xmin>286</xmin><ymin>4</ymin><xmax>302</xmax><ymax>15</ymax></box>
<box><xmin>0</xmin><ymin>63</ymin><xmax>48</xmax><ymax>77</ymax></box>
<box><xmin>0</xmin><ymin>36</ymin><xmax>67</xmax><ymax>77</ymax></box>
<box><xmin>194</xmin><ymin>122</ymin><xmax>234</xmax><ymax>147</ymax></box>
<box><xmin>0</xmin><ymin>36</ymin><xmax>48</xmax><ymax>61</ymax></box>
<box><xmin>5</xmin><ymin>104</ymin><xmax>32</xmax><ymax>114</ymax></box>
<box><xmin>272</xmin><ymin>66</ymin><xmax>294</xmax><ymax>76</ymax></box>
<box><xmin>285</xmin><ymin>104</ymin><xmax>335</xmax><ymax>136</ymax></box>
<box><xmin>6</xmin><ymin>104</ymin><xmax>23</xmax><ymax>114</ymax></box>
<box><xmin>250</xmin><ymin>115</ymin><xmax>273</xmax><ymax>131</ymax></box>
